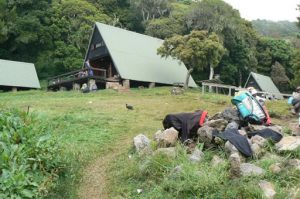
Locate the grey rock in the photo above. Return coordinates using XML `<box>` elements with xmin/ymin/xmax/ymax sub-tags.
<box><xmin>250</xmin><ymin>125</ymin><xmax>283</xmax><ymax>134</ymax></box>
<box><xmin>197</xmin><ymin>126</ymin><xmax>214</xmax><ymax>147</ymax></box>
<box><xmin>157</xmin><ymin>127</ymin><xmax>179</xmax><ymax>148</ymax></box>
<box><xmin>259</xmin><ymin>180</ymin><xmax>276</xmax><ymax>199</ymax></box>
<box><xmin>240</xmin><ymin>163</ymin><xmax>265</xmax><ymax>176</ymax></box>
<box><xmin>211</xmin><ymin>155</ymin><xmax>225</xmax><ymax>167</ymax></box>
<box><xmin>251</xmin><ymin>135</ymin><xmax>267</xmax><ymax>147</ymax></box>
<box><xmin>153</xmin><ymin>130</ymin><xmax>163</xmax><ymax>142</ymax></box>
<box><xmin>289</xmin><ymin>123</ymin><xmax>300</xmax><ymax>136</ymax></box>
<box><xmin>269</xmin><ymin>163</ymin><xmax>282</xmax><ymax>174</ymax></box>
<box><xmin>229</xmin><ymin>153</ymin><xmax>241</xmax><ymax>177</ymax></box>
<box><xmin>275</xmin><ymin>136</ymin><xmax>300</xmax><ymax>151</ymax></box>
<box><xmin>225</xmin><ymin>121</ymin><xmax>239</xmax><ymax>131</ymax></box>
<box><xmin>287</xmin><ymin>159</ymin><xmax>300</xmax><ymax>170</ymax></box>
<box><xmin>251</xmin><ymin>143</ymin><xmax>264</xmax><ymax>158</ymax></box>
<box><xmin>133</xmin><ymin>134</ymin><xmax>151</xmax><ymax>154</ymax></box>
<box><xmin>220</xmin><ymin>107</ymin><xmax>240</xmax><ymax>122</ymax></box>
<box><xmin>204</xmin><ymin>119</ymin><xmax>228</xmax><ymax>131</ymax></box>
<box><xmin>171</xmin><ymin>165</ymin><xmax>183</xmax><ymax>174</ymax></box>
<box><xmin>210</xmin><ymin>112</ymin><xmax>222</xmax><ymax>120</ymax></box>
<box><xmin>238</xmin><ymin>129</ymin><xmax>247</xmax><ymax>136</ymax></box>
<box><xmin>154</xmin><ymin>147</ymin><xmax>176</xmax><ymax>158</ymax></box>
<box><xmin>225</xmin><ymin>141</ymin><xmax>239</xmax><ymax>155</ymax></box>
<box><xmin>189</xmin><ymin>148</ymin><xmax>204</xmax><ymax>163</ymax></box>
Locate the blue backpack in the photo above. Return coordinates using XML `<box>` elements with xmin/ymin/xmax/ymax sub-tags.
<box><xmin>231</xmin><ymin>91</ymin><xmax>266</xmax><ymax>124</ymax></box>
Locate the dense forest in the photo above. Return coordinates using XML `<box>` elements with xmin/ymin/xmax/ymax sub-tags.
<box><xmin>0</xmin><ymin>0</ymin><xmax>299</xmax><ymax>91</ymax></box>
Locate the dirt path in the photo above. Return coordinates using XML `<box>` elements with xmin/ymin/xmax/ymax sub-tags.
<box><xmin>77</xmin><ymin>137</ymin><xmax>132</xmax><ymax>199</ymax></box>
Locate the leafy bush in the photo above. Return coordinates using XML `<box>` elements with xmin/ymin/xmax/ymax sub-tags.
<box><xmin>0</xmin><ymin>109</ymin><xmax>64</xmax><ymax>198</ymax></box>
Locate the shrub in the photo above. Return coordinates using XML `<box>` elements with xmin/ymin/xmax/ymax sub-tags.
<box><xmin>0</xmin><ymin>109</ymin><xmax>64</xmax><ymax>198</ymax></box>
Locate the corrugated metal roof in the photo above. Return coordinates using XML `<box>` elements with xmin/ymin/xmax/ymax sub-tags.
<box><xmin>95</xmin><ymin>22</ymin><xmax>197</xmax><ymax>87</ymax></box>
<box><xmin>0</xmin><ymin>59</ymin><xmax>40</xmax><ymax>88</ymax></box>
<box><xmin>246</xmin><ymin>72</ymin><xmax>282</xmax><ymax>98</ymax></box>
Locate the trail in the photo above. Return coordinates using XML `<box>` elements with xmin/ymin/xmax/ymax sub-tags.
<box><xmin>77</xmin><ymin>136</ymin><xmax>132</xmax><ymax>199</ymax></box>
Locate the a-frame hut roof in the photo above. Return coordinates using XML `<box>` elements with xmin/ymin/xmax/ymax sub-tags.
<box><xmin>0</xmin><ymin>59</ymin><xmax>40</xmax><ymax>89</ymax></box>
<box><xmin>86</xmin><ymin>22</ymin><xmax>197</xmax><ymax>87</ymax></box>
<box><xmin>244</xmin><ymin>72</ymin><xmax>281</xmax><ymax>98</ymax></box>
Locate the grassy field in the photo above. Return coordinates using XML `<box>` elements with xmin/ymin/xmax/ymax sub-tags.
<box><xmin>0</xmin><ymin>88</ymin><xmax>297</xmax><ymax>198</ymax></box>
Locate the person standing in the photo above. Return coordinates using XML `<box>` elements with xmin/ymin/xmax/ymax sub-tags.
<box><xmin>291</xmin><ymin>87</ymin><xmax>300</xmax><ymax>127</ymax></box>
<box><xmin>85</xmin><ymin>60</ymin><xmax>94</xmax><ymax>76</ymax></box>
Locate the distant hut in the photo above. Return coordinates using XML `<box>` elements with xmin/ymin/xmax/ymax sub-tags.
<box><xmin>244</xmin><ymin>72</ymin><xmax>282</xmax><ymax>99</ymax></box>
<box><xmin>48</xmin><ymin>22</ymin><xmax>197</xmax><ymax>90</ymax></box>
<box><xmin>0</xmin><ymin>59</ymin><xmax>40</xmax><ymax>91</ymax></box>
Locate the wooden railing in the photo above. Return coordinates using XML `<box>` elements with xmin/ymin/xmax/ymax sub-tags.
<box><xmin>201</xmin><ymin>82</ymin><xmax>292</xmax><ymax>99</ymax></box>
<box><xmin>47</xmin><ymin>67</ymin><xmax>106</xmax><ymax>86</ymax></box>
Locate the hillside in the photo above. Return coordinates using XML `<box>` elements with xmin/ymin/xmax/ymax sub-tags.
<box><xmin>0</xmin><ymin>88</ymin><xmax>299</xmax><ymax>198</ymax></box>
<box><xmin>252</xmin><ymin>19</ymin><xmax>299</xmax><ymax>38</ymax></box>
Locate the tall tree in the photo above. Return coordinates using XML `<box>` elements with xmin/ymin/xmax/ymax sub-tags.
<box><xmin>157</xmin><ymin>30</ymin><xmax>225</xmax><ymax>89</ymax></box>
<box><xmin>270</xmin><ymin>61</ymin><xmax>290</xmax><ymax>92</ymax></box>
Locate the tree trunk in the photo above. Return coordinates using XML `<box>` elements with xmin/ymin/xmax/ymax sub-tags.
<box><xmin>209</xmin><ymin>65</ymin><xmax>214</xmax><ymax>92</ymax></box>
<box><xmin>209</xmin><ymin>65</ymin><xmax>214</xmax><ymax>80</ymax></box>
<box><xmin>184</xmin><ymin>68</ymin><xmax>193</xmax><ymax>90</ymax></box>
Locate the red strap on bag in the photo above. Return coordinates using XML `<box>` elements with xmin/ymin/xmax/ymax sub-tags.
<box><xmin>199</xmin><ymin>111</ymin><xmax>208</xmax><ymax>126</ymax></box>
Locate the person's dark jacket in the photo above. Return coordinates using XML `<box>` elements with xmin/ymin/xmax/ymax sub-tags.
<box><xmin>163</xmin><ymin>111</ymin><xmax>208</xmax><ymax>141</ymax></box>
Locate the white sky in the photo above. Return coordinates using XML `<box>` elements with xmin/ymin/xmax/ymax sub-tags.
<box><xmin>223</xmin><ymin>0</ymin><xmax>299</xmax><ymax>21</ymax></box>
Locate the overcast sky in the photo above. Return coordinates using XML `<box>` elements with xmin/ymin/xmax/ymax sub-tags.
<box><xmin>223</xmin><ymin>0</ymin><xmax>299</xmax><ymax>21</ymax></box>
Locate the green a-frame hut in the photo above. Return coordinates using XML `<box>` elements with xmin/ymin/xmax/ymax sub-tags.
<box><xmin>83</xmin><ymin>22</ymin><xmax>197</xmax><ymax>89</ymax></box>
<box><xmin>0</xmin><ymin>59</ymin><xmax>40</xmax><ymax>91</ymax></box>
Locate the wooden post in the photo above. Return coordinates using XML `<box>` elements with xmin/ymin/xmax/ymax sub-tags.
<box><xmin>228</xmin><ymin>87</ymin><xmax>232</xmax><ymax>96</ymax></box>
<box><xmin>216</xmin><ymin>87</ymin><xmax>219</xmax><ymax>94</ymax></box>
<box><xmin>202</xmin><ymin>84</ymin><xmax>205</xmax><ymax>94</ymax></box>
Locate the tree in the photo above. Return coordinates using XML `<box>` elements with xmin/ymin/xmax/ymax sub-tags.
<box><xmin>270</xmin><ymin>61</ymin><xmax>290</xmax><ymax>92</ymax></box>
<box><xmin>291</xmin><ymin>49</ymin><xmax>300</xmax><ymax>87</ymax></box>
<box><xmin>157</xmin><ymin>30</ymin><xmax>225</xmax><ymax>89</ymax></box>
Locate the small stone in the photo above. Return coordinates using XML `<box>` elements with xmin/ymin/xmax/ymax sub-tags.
<box><xmin>197</xmin><ymin>126</ymin><xmax>214</xmax><ymax>147</ymax></box>
<box><xmin>153</xmin><ymin>130</ymin><xmax>163</xmax><ymax>142</ymax></box>
<box><xmin>204</xmin><ymin>119</ymin><xmax>228</xmax><ymax>131</ymax></box>
<box><xmin>154</xmin><ymin>147</ymin><xmax>176</xmax><ymax>158</ymax></box>
<box><xmin>225</xmin><ymin>121</ymin><xmax>239</xmax><ymax>131</ymax></box>
<box><xmin>251</xmin><ymin>135</ymin><xmax>267</xmax><ymax>147</ymax></box>
<box><xmin>225</xmin><ymin>141</ymin><xmax>239</xmax><ymax>155</ymax></box>
<box><xmin>211</xmin><ymin>155</ymin><xmax>225</xmax><ymax>167</ymax></box>
<box><xmin>229</xmin><ymin>153</ymin><xmax>241</xmax><ymax>177</ymax></box>
<box><xmin>275</xmin><ymin>136</ymin><xmax>300</xmax><ymax>152</ymax></box>
<box><xmin>157</xmin><ymin>127</ymin><xmax>179</xmax><ymax>148</ymax></box>
<box><xmin>133</xmin><ymin>134</ymin><xmax>151</xmax><ymax>154</ymax></box>
<box><xmin>240</xmin><ymin>163</ymin><xmax>265</xmax><ymax>176</ymax></box>
<box><xmin>171</xmin><ymin>165</ymin><xmax>183</xmax><ymax>174</ymax></box>
<box><xmin>189</xmin><ymin>148</ymin><xmax>204</xmax><ymax>163</ymax></box>
<box><xmin>137</xmin><ymin>189</ymin><xmax>143</xmax><ymax>194</ymax></box>
<box><xmin>251</xmin><ymin>143</ymin><xmax>264</xmax><ymax>158</ymax></box>
<box><xmin>269</xmin><ymin>163</ymin><xmax>282</xmax><ymax>174</ymax></box>
<box><xmin>259</xmin><ymin>180</ymin><xmax>276</xmax><ymax>199</ymax></box>
<box><xmin>220</xmin><ymin>107</ymin><xmax>240</xmax><ymax>122</ymax></box>
<box><xmin>287</xmin><ymin>159</ymin><xmax>300</xmax><ymax>170</ymax></box>
<box><xmin>238</xmin><ymin>130</ymin><xmax>247</xmax><ymax>136</ymax></box>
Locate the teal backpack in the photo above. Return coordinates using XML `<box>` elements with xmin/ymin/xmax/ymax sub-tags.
<box><xmin>231</xmin><ymin>91</ymin><xmax>266</xmax><ymax>124</ymax></box>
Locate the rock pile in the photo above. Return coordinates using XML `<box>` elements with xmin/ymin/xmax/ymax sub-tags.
<box><xmin>132</xmin><ymin>106</ymin><xmax>300</xmax><ymax>197</ymax></box>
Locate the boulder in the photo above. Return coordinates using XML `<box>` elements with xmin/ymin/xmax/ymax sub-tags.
<box><xmin>275</xmin><ymin>136</ymin><xmax>300</xmax><ymax>152</ymax></box>
<box><xmin>211</xmin><ymin>155</ymin><xmax>225</xmax><ymax>167</ymax></box>
<box><xmin>154</xmin><ymin>147</ymin><xmax>176</xmax><ymax>158</ymax></box>
<box><xmin>238</xmin><ymin>129</ymin><xmax>247</xmax><ymax>136</ymax></box>
<box><xmin>197</xmin><ymin>126</ymin><xmax>214</xmax><ymax>147</ymax></box>
<box><xmin>133</xmin><ymin>134</ymin><xmax>152</xmax><ymax>154</ymax></box>
<box><xmin>259</xmin><ymin>180</ymin><xmax>276</xmax><ymax>199</ymax></box>
<box><xmin>287</xmin><ymin>159</ymin><xmax>300</xmax><ymax>170</ymax></box>
<box><xmin>251</xmin><ymin>135</ymin><xmax>267</xmax><ymax>147</ymax></box>
<box><xmin>204</xmin><ymin>119</ymin><xmax>228</xmax><ymax>131</ymax></box>
<box><xmin>220</xmin><ymin>107</ymin><xmax>240</xmax><ymax>122</ymax></box>
<box><xmin>225</xmin><ymin>141</ymin><xmax>239</xmax><ymax>155</ymax></box>
<box><xmin>251</xmin><ymin>143</ymin><xmax>264</xmax><ymax>158</ymax></box>
<box><xmin>157</xmin><ymin>127</ymin><xmax>179</xmax><ymax>148</ymax></box>
<box><xmin>240</xmin><ymin>163</ymin><xmax>265</xmax><ymax>176</ymax></box>
<box><xmin>229</xmin><ymin>153</ymin><xmax>241</xmax><ymax>177</ymax></box>
<box><xmin>269</xmin><ymin>163</ymin><xmax>282</xmax><ymax>174</ymax></box>
<box><xmin>153</xmin><ymin>130</ymin><xmax>163</xmax><ymax>142</ymax></box>
<box><xmin>225</xmin><ymin>121</ymin><xmax>239</xmax><ymax>131</ymax></box>
<box><xmin>189</xmin><ymin>148</ymin><xmax>204</xmax><ymax>163</ymax></box>
<box><xmin>289</xmin><ymin>123</ymin><xmax>300</xmax><ymax>136</ymax></box>
<box><xmin>250</xmin><ymin>125</ymin><xmax>283</xmax><ymax>134</ymax></box>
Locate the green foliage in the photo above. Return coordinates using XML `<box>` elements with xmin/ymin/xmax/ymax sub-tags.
<box><xmin>291</xmin><ymin>49</ymin><xmax>300</xmax><ymax>87</ymax></box>
<box><xmin>0</xmin><ymin>109</ymin><xmax>64</xmax><ymax>198</ymax></box>
<box><xmin>271</xmin><ymin>61</ymin><xmax>291</xmax><ymax>92</ymax></box>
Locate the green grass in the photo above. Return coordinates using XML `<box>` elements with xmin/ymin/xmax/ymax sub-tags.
<box><xmin>0</xmin><ymin>87</ymin><xmax>298</xmax><ymax>198</ymax></box>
